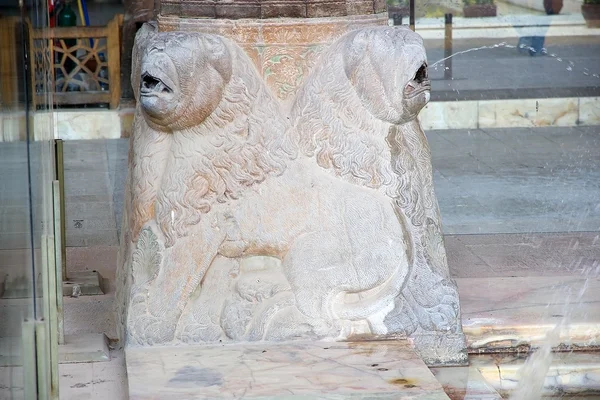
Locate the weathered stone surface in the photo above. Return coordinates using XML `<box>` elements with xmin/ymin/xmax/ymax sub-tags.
<box><xmin>159</xmin><ymin>0</ymin><xmax>386</xmax><ymax>19</ymax></box>
<box><xmin>158</xmin><ymin>14</ymin><xmax>389</xmax><ymax>103</ymax></box>
<box><xmin>125</xmin><ymin>341</ymin><xmax>452</xmax><ymax>399</ymax></box>
<box><xmin>116</xmin><ymin>24</ymin><xmax>467</xmax><ymax>366</ymax></box>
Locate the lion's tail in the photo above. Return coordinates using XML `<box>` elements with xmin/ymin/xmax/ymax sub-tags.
<box><xmin>331</xmin><ymin>261</ymin><xmax>408</xmax><ymax>321</ymax></box>
<box><xmin>332</xmin><ymin>207</ymin><xmax>414</xmax><ymax>321</ymax></box>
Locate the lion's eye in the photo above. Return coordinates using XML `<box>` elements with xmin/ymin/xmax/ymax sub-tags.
<box><xmin>414</xmin><ymin>64</ymin><xmax>428</xmax><ymax>83</ymax></box>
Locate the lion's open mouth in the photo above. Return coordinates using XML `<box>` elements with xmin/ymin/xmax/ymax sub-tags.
<box><xmin>140</xmin><ymin>72</ymin><xmax>173</xmax><ymax>96</ymax></box>
<box><xmin>405</xmin><ymin>63</ymin><xmax>431</xmax><ymax>99</ymax></box>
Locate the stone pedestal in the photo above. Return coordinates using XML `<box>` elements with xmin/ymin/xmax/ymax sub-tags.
<box><xmin>158</xmin><ymin>13</ymin><xmax>388</xmax><ymax>105</ymax></box>
<box><xmin>116</xmin><ymin>1</ymin><xmax>468</xmax><ymax>387</ymax></box>
<box><xmin>125</xmin><ymin>341</ymin><xmax>451</xmax><ymax>399</ymax></box>
<box><xmin>155</xmin><ymin>0</ymin><xmax>388</xmax><ymax>106</ymax></box>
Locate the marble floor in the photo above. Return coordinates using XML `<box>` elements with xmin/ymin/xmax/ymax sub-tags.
<box><xmin>126</xmin><ymin>341</ymin><xmax>451</xmax><ymax>400</ymax></box>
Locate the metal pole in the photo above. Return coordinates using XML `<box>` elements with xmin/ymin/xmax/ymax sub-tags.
<box><xmin>54</xmin><ymin>139</ymin><xmax>67</xmax><ymax>281</ymax></box>
<box><xmin>409</xmin><ymin>0</ymin><xmax>415</xmax><ymax>31</ymax></box>
<box><xmin>45</xmin><ymin>235</ymin><xmax>60</xmax><ymax>399</ymax></box>
<box><xmin>444</xmin><ymin>13</ymin><xmax>453</xmax><ymax>80</ymax></box>
<box><xmin>52</xmin><ymin>181</ymin><xmax>65</xmax><ymax>345</ymax></box>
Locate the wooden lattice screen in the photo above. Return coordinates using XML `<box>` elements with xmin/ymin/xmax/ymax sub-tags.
<box><xmin>0</xmin><ymin>17</ymin><xmax>21</xmax><ymax>110</ymax></box>
<box><xmin>28</xmin><ymin>15</ymin><xmax>123</xmax><ymax>109</ymax></box>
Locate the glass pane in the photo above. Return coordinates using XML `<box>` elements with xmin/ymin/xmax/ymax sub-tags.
<box><xmin>0</xmin><ymin>2</ymin><xmax>38</xmax><ymax>398</ymax></box>
<box><xmin>0</xmin><ymin>0</ymin><xmax>55</xmax><ymax>397</ymax></box>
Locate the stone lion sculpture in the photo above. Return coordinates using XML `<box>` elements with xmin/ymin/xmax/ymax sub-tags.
<box><xmin>117</xmin><ymin>24</ymin><xmax>466</xmax><ymax>366</ymax></box>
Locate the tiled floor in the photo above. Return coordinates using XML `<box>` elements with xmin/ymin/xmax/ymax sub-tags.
<box><xmin>59</xmin><ymin>349</ymin><xmax>129</xmax><ymax>400</ymax></box>
<box><xmin>430</xmin><ymin>126</ymin><xmax>600</xmax><ymax>234</ymax></box>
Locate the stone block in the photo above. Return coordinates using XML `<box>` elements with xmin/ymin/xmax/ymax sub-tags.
<box><xmin>479</xmin><ymin>98</ymin><xmax>579</xmax><ymax>128</ymax></box>
<box><xmin>306</xmin><ymin>0</ymin><xmax>347</xmax><ymax>17</ymax></box>
<box><xmin>125</xmin><ymin>341</ymin><xmax>451</xmax><ymax>399</ymax></box>
<box><xmin>59</xmin><ymin>333</ymin><xmax>110</xmax><ymax>363</ymax></box>
<box><xmin>1</xmin><ymin>113</ymin><xmax>26</xmax><ymax>142</ymax></box>
<box><xmin>161</xmin><ymin>0</ymin><xmax>217</xmax><ymax>17</ymax></box>
<box><xmin>261</xmin><ymin>0</ymin><xmax>307</xmax><ymax>17</ymax></box>
<box><xmin>579</xmin><ymin>96</ymin><xmax>600</xmax><ymax>125</ymax></box>
<box><xmin>346</xmin><ymin>0</ymin><xmax>377</xmax><ymax>15</ymax></box>
<box><xmin>420</xmin><ymin>101</ymin><xmax>478</xmax><ymax>130</ymax></box>
<box><xmin>54</xmin><ymin>111</ymin><xmax>121</xmax><ymax>140</ymax></box>
<box><xmin>215</xmin><ymin>1</ymin><xmax>261</xmax><ymax>19</ymax></box>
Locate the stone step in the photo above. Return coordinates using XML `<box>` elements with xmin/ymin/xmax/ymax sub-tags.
<box><xmin>457</xmin><ymin>276</ymin><xmax>600</xmax><ymax>353</ymax></box>
<box><xmin>472</xmin><ymin>351</ymin><xmax>600</xmax><ymax>397</ymax></box>
<box><xmin>125</xmin><ymin>341</ymin><xmax>451</xmax><ymax>399</ymax></box>
<box><xmin>431</xmin><ymin>366</ymin><xmax>504</xmax><ymax>399</ymax></box>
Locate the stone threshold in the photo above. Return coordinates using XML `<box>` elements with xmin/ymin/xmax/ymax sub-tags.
<box><xmin>431</xmin><ymin>351</ymin><xmax>600</xmax><ymax>398</ymax></box>
<box><xmin>125</xmin><ymin>340</ymin><xmax>452</xmax><ymax>399</ymax></box>
<box><xmin>471</xmin><ymin>351</ymin><xmax>600</xmax><ymax>397</ymax></box>
<box><xmin>121</xmin><ymin>339</ymin><xmax>600</xmax><ymax>399</ymax></box>
<box><xmin>458</xmin><ymin>276</ymin><xmax>600</xmax><ymax>354</ymax></box>
<box><xmin>0</xmin><ymin>96</ymin><xmax>597</xmax><ymax>142</ymax></box>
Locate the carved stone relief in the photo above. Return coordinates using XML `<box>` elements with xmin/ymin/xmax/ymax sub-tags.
<box><xmin>158</xmin><ymin>14</ymin><xmax>389</xmax><ymax>102</ymax></box>
<box><xmin>116</xmin><ymin>23</ymin><xmax>467</xmax><ymax>366</ymax></box>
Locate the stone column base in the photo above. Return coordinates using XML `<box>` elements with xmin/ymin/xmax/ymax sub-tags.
<box><xmin>157</xmin><ymin>13</ymin><xmax>388</xmax><ymax>105</ymax></box>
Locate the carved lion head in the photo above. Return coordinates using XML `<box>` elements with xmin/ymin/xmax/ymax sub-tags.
<box><xmin>129</xmin><ymin>28</ymin><xmax>295</xmax><ymax>247</ymax></box>
<box><xmin>342</xmin><ymin>27</ymin><xmax>430</xmax><ymax>125</ymax></box>
<box><xmin>291</xmin><ymin>27</ymin><xmax>431</xmax><ymax>190</ymax></box>
<box><xmin>137</xmin><ymin>32</ymin><xmax>233</xmax><ymax>131</ymax></box>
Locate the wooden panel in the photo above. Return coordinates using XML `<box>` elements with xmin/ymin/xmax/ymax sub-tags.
<box><xmin>28</xmin><ymin>15</ymin><xmax>122</xmax><ymax>109</ymax></box>
<box><xmin>40</xmin><ymin>92</ymin><xmax>112</xmax><ymax>105</ymax></box>
<box><xmin>160</xmin><ymin>0</ymin><xmax>384</xmax><ymax>18</ymax></box>
<box><xmin>0</xmin><ymin>17</ymin><xmax>21</xmax><ymax>109</ymax></box>
<box><xmin>107</xmin><ymin>16</ymin><xmax>121</xmax><ymax>109</ymax></box>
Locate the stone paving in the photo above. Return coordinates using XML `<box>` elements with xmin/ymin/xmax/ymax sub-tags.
<box><xmin>430</xmin><ymin>126</ymin><xmax>600</xmax><ymax>234</ymax></box>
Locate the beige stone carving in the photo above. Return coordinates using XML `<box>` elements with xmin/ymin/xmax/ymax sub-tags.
<box><xmin>117</xmin><ymin>24</ymin><xmax>467</xmax><ymax>365</ymax></box>
<box><xmin>158</xmin><ymin>13</ymin><xmax>389</xmax><ymax>103</ymax></box>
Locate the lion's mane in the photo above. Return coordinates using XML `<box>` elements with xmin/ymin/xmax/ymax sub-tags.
<box><xmin>152</xmin><ymin>37</ymin><xmax>297</xmax><ymax>247</ymax></box>
<box><xmin>291</xmin><ymin>27</ymin><xmax>432</xmax><ymax>227</ymax></box>
<box><xmin>291</xmin><ymin>27</ymin><xmax>458</xmax><ymax>338</ymax></box>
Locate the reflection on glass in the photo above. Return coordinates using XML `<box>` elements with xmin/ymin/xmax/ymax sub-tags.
<box><xmin>1</xmin><ymin>0</ymin><xmax>55</xmax><ymax>398</ymax></box>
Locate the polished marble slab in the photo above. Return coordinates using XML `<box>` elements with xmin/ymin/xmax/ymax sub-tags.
<box><xmin>580</xmin><ymin>97</ymin><xmax>600</xmax><ymax>126</ymax></box>
<box><xmin>125</xmin><ymin>341</ymin><xmax>450</xmax><ymax>399</ymax></box>
<box><xmin>420</xmin><ymin>101</ymin><xmax>478</xmax><ymax>130</ymax></box>
<box><xmin>430</xmin><ymin>366</ymin><xmax>502</xmax><ymax>400</ymax></box>
<box><xmin>478</xmin><ymin>98</ymin><xmax>579</xmax><ymax>128</ymax></box>
<box><xmin>472</xmin><ymin>352</ymin><xmax>600</xmax><ymax>397</ymax></box>
<box><xmin>457</xmin><ymin>276</ymin><xmax>600</xmax><ymax>352</ymax></box>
